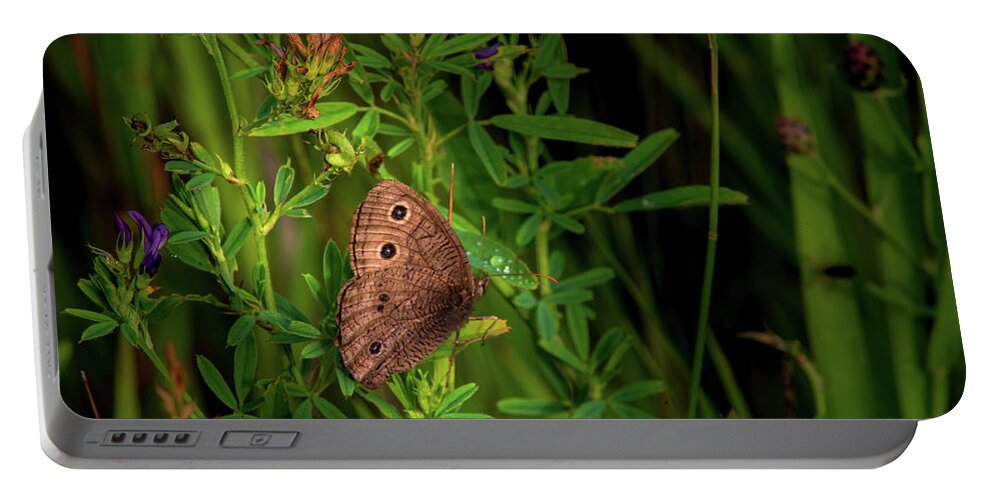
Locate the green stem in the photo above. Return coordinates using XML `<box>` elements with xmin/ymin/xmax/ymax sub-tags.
<box><xmin>139</xmin><ymin>341</ymin><xmax>206</xmax><ymax>419</ymax></box>
<box><xmin>687</xmin><ymin>35</ymin><xmax>721</xmax><ymax>418</ymax></box>
<box><xmin>706</xmin><ymin>331</ymin><xmax>752</xmax><ymax>418</ymax></box>
<box><xmin>205</xmin><ymin>35</ymin><xmax>277</xmax><ymax>312</ymax></box>
<box><xmin>535</xmin><ymin>220</ymin><xmax>553</xmax><ymax>297</ymax></box>
<box><xmin>218</xmin><ymin>34</ymin><xmax>261</xmax><ymax>69</ymax></box>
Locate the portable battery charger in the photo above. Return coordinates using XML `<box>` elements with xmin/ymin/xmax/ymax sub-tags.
<box><xmin>25</xmin><ymin>34</ymin><xmax>961</xmax><ymax>468</ymax></box>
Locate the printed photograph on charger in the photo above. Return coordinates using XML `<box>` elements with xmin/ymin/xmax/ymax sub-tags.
<box><xmin>43</xmin><ymin>34</ymin><xmax>963</xmax><ymax>420</ymax></box>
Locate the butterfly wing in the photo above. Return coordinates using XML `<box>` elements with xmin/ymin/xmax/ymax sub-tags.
<box><xmin>348</xmin><ymin>180</ymin><xmax>472</xmax><ymax>287</ymax></box>
<box><xmin>335</xmin><ymin>266</ymin><xmax>475</xmax><ymax>389</ymax></box>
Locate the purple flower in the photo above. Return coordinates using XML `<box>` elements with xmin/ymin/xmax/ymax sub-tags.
<box><xmin>775</xmin><ymin>117</ymin><xmax>816</xmax><ymax>156</ymax></box>
<box><xmin>125</xmin><ymin>210</ymin><xmax>169</xmax><ymax>276</ymax></box>
<box><xmin>842</xmin><ymin>41</ymin><xmax>884</xmax><ymax>91</ymax></box>
<box><xmin>474</xmin><ymin>43</ymin><xmax>499</xmax><ymax>70</ymax></box>
<box><xmin>113</xmin><ymin>213</ymin><xmax>131</xmax><ymax>245</ymax></box>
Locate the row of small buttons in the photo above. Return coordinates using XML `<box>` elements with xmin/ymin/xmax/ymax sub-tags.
<box><xmin>100</xmin><ymin>430</ymin><xmax>297</xmax><ymax>448</ymax></box>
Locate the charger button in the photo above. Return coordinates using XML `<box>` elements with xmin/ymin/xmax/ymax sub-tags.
<box><xmin>220</xmin><ymin>431</ymin><xmax>298</xmax><ymax>448</ymax></box>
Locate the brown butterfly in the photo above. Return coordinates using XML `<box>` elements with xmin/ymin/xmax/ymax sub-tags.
<box><xmin>335</xmin><ymin>180</ymin><xmax>489</xmax><ymax>389</ymax></box>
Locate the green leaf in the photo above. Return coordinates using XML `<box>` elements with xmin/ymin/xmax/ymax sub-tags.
<box><xmin>336</xmin><ymin>352</ymin><xmax>358</xmax><ymax>398</ymax></box>
<box><xmin>492</xmin><ymin>197</ymin><xmax>539</xmax><ymax>214</ymax></box>
<box><xmin>434</xmin><ymin>34</ymin><xmax>496</xmax><ymax>58</ymax></box>
<box><xmin>421</xmin><ymin>80</ymin><xmax>448</xmax><ymax>102</ymax></box>
<box><xmin>302</xmin><ymin>273</ymin><xmax>328</xmax><ymax>309</ymax></box>
<box><xmin>377</xmin><ymin>123</ymin><xmax>411</xmax><ymax>137</ymax></box>
<box><xmin>79</xmin><ymin>321</ymin><xmax>118</xmax><ymax>342</ymax></box>
<box><xmin>596</xmin><ymin>129</ymin><xmax>680</xmax><ymax>203</ymax></box>
<box><xmin>191</xmin><ymin>142</ymin><xmax>214</xmax><ymax>167</ymax></box>
<box><xmin>314</xmin><ymin>397</ymin><xmax>346</xmax><ymax>418</ymax></box>
<box><xmin>226</xmin><ymin>314</ymin><xmax>256</xmax><ymax>346</ymax></box>
<box><xmin>609</xmin><ymin>380</ymin><xmax>667</xmax><ymax>403</ymax></box>
<box><xmin>274</xmin><ymin>164</ymin><xmax>295</xmax><ymax>206</ymax></box>
<box><xmin>360</xmin><ymin>390</ymin><xmax>403</xmax><ymax>418</ymax></box>
<box><xmin>547</xmin><ymin>78</ymin><xmax>570</xmax><ymax>115</ymax></box>
<box><xmin>515</xmin><ymin>213</ymin><xmax>543</xmax><ymax>246</ymax></box>
<box><xmin>387</xmin><ymin>137</ymin><xmax>416</xmax><ymax>158</ymax></box>
<box><xmin>544</xmin><ymin>63</ymin><xmax>588</xmax><ymax>79</ymax></box>
<box><xmin>491</xmin><ymin>115</ymin><xmax>638</xmax><ymax>148</ymax></box>
<box><xmin>539</xmin><ymin>338</ymin><xmax>586</xmax><ymax>371</ymax></box>
<box><xmin>286</xmin><ymin>185</ymin><xmax>328</xmax><ymax>210</ymax></box>
<box><xmin>505</xmin><ymin>173</ymin><xmax>529</xmax><ymax>189</ymax></box>
<box><xmin>233</xmin><ymin>334</ymin><xmax>257</xmax><ymax>404</ymax></box>
<box><xmin>119</xmin><ymin>323</ymin><xmax>139</xmax><ymax>346</ymax></box>
<box><xmin>467</xmin><ymin>122</ymin><xmax>507</xmax><ymax>185</ymax></box>
<box><xmin>77</xmin><ymin>279</ymin><xmax>108</xmax><ymax>310</ymax></box>
<box><xmin>424</xmin><ymin>59</ymin><xmax>474</xmax><ymax>78</ymax></box>
<box><xmin>194</xmin><ymin>187</ymin><xmax>222</xmax><ymax>229</ymax></box>
<box><xmin>437</xmin><ymin>412</ymin><xmax>494</xmax><ymax>419</ymax></box>
<box><xmin>571</xmin><ymin>400</ymin><xmax>606</xmax><ymax>419</ymax></box>
<box><xmin>65</xmin><ymin>308</ymin><xmax>114</xmax><ymax>323</ymax></box>
<box><xmin>513</xmin><ymin>291</ymin><xmax>538</xmax><ymax>309</ymax></box>
<box><xmin>590</xmin><ymin>328</ymin><xmax>626</xmax><ymax>370</ymax></box>
<box><xmin>497</xmin><ymin>398</ymin><xmax>568</xmax><ymax>416</ymax></box>
<box><xmin>554</xmin><ymin>267</ymin><xmax>615</xmax><ymax>292</ymax></box>
<box><xmin>458</xmin><ymin>317</ymin><xmax>510</xmax><ymax>343</ymax></box>
<box><xmin>230</xmin><ymin>65</ymin><xmax>267</xmax><ymax>81</ymax></box>
<box><xmin>535</xmin><ymin>301</ymin><xmax>558</xmax><ymax>341</ymax></box>
<box><xmin>436</xmin><ymin>206</ymin><xmax>538</xmax><ymax>289</ymax></box>
<box><xmin>352</xmin><ymin>110</ymin><xmax>381</xmax><ymax>140</ymax></box>
<box><xmin>166</xmin><ymin>239</ymin><xmax>213</xmax><ymax>272</ymax></box>
<box><xmin>613</xmin><ymin>186</ymin><xmax>749</xmax><ymax>212</ymax></box>
<box><xmin>246</xmin><ymin>102</ymin><xmax>359</xmax><ymax>137</ymax></box>
<box><xmin>461</xmin><ymin>73</ymin><xmax>479</xmax><ymax>118</ymax></box>
<box><xmin>286</xmin><ymin>321</ymin><xmax>322</xmax><ymax>339</ymax></box>
<box><xmin>168</xmin><ymin>230</ymin><xmax>209</xmax><ymax>245</ymax></box>
<box><xmin>544</xmin><ymin>289</ymin><xmax>593</xmax><ymax>305</ymax></box>
<box><xmin>258</xmin><ymin>310</ymin><xmax>292</xmax><ymax>330</ymax></box>
<box><xmin>283</xmin><ymin>208</ymin><xmax>310</xmax><ymax>218</ymax></box>
<box><xmin>185</xmin><ymin>173</ymin><xmax>215</xmax><ymax>192</ymax></box>
<box><xmin>293</xmin><ymin>400</ymin><xmax>313</xmax><ymax>419</ymax></box>
<box><xmin>434</xmin><ymin>383</ymin><xmax>479</xmax><ymax>416</ymax></box>
<box><xmin>256</xmin><ymin>95</ymin><xmax>278</xmax><ymax>120</ymax></box>
<box><xmin>349</xmin><ymin>42</ymin><xmax>391</xmax><ymax>68</ymax></box>
<box><xmin>348</xmin><ymin>77</ymin><xmax>375</xmax><ymax>105</ymax></box>
<box><xmin>323</xmin><ymin>238</ymin><xmax>345</xmax><ymax>306</ymax></box>
<box><xmin>196</xmin><ymin>355</ymin><xmax>238</xmax><ymax>411</ymax></box>
<box><xmin>222</xmin><ymin>218</ymin><xmax>252</xmax><ymax>260</ymax></box>
<box><xmin>565</xmin><ymin>304</ymin><xmax>590</xmax><ymax>360</ymax></box>
<box><xmin>548</xmin><ymin>213</ymin><xmax>585</xmax><ymax>234</ymax></box>
<box><xmin>301</xmin><ymin>340</ymin><xmax>332</xmax><ymax>359</ymax></box>
<box><xmin>380</xmin><ymin>34</ymin><xmax>409</xmax><ymax>55</ymax></box>
<box><xmin>610</xmin><ymin>402</ymin><xmax>655</xmax><ymax>419</ymax></box>
<box><xmin>164</xmin><ymin>160</ymin><xmax>201</xmax><ymax>174</ymax></box>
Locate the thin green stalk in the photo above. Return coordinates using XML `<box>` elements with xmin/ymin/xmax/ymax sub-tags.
<box><xmin>706</xmin><ymin>331</ymin><xmax>751</xmax><ymax>418</ymax></box>
<box><xmin>687</xmin><ymin>35</ymin><xmax>721</xmax><ymax>418</ymax></box>
<box><xmin>205</xmin><ymin>34</ymin><xmax>276</xmax><ymax>312</ymax></box>
<box><xmin>139</xmin><ymin>341</ymin><xmax>205</xmax><ymax>419</ymax></box>
<box><xmin>535</xmin><ymin>220</ymin><xmax>553</xmax><ymax>297</ymax></box>
<box><xmin>218</xmin><ymin>34</ymin><xmax>261</xmax><ymax>69</ymax></box>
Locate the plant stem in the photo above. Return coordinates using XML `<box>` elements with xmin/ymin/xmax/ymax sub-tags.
<box><xmin>139</xmin><ymin>341</ymin><xmax>205</xmax><ymax>418</ymax></box>
<box><xmin>205</xmin><ymin>35</ymin><xmax>277</xmax><ymax>312</ymax></box>
<box><xmin>535</xmin><ymin>220</ymin><xmax>553</xmax><ymax>297</ymax></box>
<box><xmin>218</xmin><ymin>34</ymin><xmax>261</xmax><ymax>69</ymax></box>
<box><xmin>687</xmin><ymin>34</ymin><xmax>721</xmax><ymax>418</ymax></box>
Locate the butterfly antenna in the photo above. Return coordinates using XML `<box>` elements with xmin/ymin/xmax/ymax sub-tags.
<box><xmin>448</xmin><ymin>162</ymin><xmax>455</xmax><ymax>227</ymax></box>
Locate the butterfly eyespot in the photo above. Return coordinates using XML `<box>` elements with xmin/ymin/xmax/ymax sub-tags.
<box><xmin>380</xmin><ymin>243</ymin><xmax>397</xmax><ymax>259</ymax></box>
<box><xmin>390</xmin><ymin>204</ymin><xmax>408</xmax><ymax>221</ymax></box>
<box><xmin>379</xmin><ymin>293</ymin><xmax>390</xmax><ymax>302</ymax></box>
<box><xmin>369</xmin><ymin>341</ymin><xmax>382</xmax><ymax>355</ymax></box>
<box><xmin>376</xmin><ymin>305</ymin><xmax>385</xmax><ymax>312</ymax></box>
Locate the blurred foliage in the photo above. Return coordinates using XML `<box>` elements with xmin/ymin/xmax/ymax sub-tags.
<box><xmin>45</xmin><ymin>34</ymin><xmax>963</xmax><ymax>420</ymax></box>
